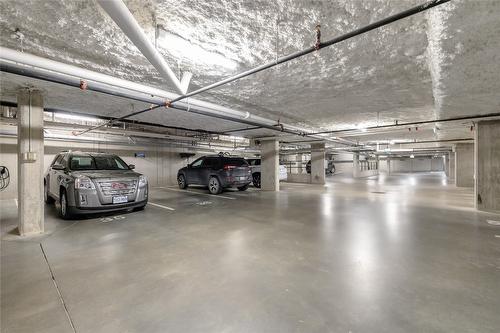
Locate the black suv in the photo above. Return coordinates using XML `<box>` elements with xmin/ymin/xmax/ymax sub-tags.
<box><xmin>306</xmin><ymin>160</ymin><xmax>336</xmax><ymax>174</ymax></box>
<box><xmin>177</xmin><ymin>155</ymin><xmax>251</xmax><ymax>194</ymax></box>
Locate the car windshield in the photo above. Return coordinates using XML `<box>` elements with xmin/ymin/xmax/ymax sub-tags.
<box><xmin>69</xmin><ymin>155</ymin><xmax>129</xmax><ymax>170</ymax></box>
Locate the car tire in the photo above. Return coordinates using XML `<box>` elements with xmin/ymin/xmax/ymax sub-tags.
<box><xmin>59</xmin><ymin>189</ymin><xmax>73</xmax><ymax>220</ymax></box>
<box><xmin>178</xmin><ymin>174</ymin><xmax>188</xmax><ymax>189</ymax></box>
<box><xmin>208</xmin><ymin>176</ymin><xmax>222</xmax><ymax>195</ymax></box>
<box><xmin>44</xmin><ymin>181</ymin><xmax>55</xmax><ymax>204</ymax></box>
<box><xmin>252</xmin><ymin>173</ymin><xmax>261</xmax><ymax>188</ymax></box>
<box><xmin>238</xmin><ymin>184</ymin><xmax>249</xmax><ymax>191</ymax></box>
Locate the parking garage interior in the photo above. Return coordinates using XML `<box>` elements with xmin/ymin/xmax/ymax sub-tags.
<box><xmin>1</xmin><ymin>0</ymin><xmax>500</xmax><ymax>332</ymax></box>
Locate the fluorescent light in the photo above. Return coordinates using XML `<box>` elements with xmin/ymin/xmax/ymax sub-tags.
<box><xmin>356</xmin><ymin>124</ymin><xmax>368</xmax><ymax>132</ymax></box>
<box><xmin>54</xmin><ymin>113</ymin><xmax>100</xmax><ymax>122</ymax></box>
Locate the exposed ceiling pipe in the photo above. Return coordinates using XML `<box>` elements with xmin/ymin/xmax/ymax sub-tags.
<box><xmin>383</xmin><ymin>138</ymin><xmax>473</xmax><ymax>145</ymax></box>
<box><xmin>89</xmin><ymin>0</ymin><xmax>451</xmax><ymax>140</ymax></box>
<box><xmin>160</xmin><ymin>0</ymin><xmax>452</xmax><ymax>106</ymax></box>
<box><xmin>0</xmin><ymin>100</ymin><xmax>223</xmax><ymax>135</ymax></box>
<box><xmin>0</xmin><ymin>56</ymin><xmax>358</xmax><ymax>148</ymax></box>
<box><xmin>0</xmin><ymin>48</ymin><xmax>315</xmax><ymax>137</ymax></box>
<box><xmin>96</xmin><ymin>0</ymin><xmax>191</xmax><ymax>94</ymax></box>
<box><xmin>309</xmin><ymin>112</ymin><xmax>500</xmax><ymax>136</ymax></box>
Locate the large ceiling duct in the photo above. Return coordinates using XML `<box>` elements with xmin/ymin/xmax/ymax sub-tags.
<box><xmin>96</xmin><ymin>0</ymin><xmax>192</xmax><ymax>94</ymax></box>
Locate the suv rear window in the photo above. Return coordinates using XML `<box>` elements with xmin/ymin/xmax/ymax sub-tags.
<box><xmin>224</xmin><ymin>158</ymin><xmax>248</xmax><ymax>166</ymax></box>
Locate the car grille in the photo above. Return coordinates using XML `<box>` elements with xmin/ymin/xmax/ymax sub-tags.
<box><xmin>98</xmin><ymin>180</ymin><xmax>137</xmax><ymax>196</ymax></box>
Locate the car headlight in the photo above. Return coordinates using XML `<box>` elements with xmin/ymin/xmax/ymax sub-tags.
<box><xmin>138</xmin><ymin>175</ymin><xmax>147</xmax><ymax>187</ymax></box>
<box><xmin>75</xmin><ymin>176</ymin><xmax>95</xmax><ymax>189</ymax></box>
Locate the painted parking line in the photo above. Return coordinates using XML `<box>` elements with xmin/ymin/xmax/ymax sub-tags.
<box><xmin>148</xmin><ymin>202</ymin><xmax>176</xmax><ymax>211</ymax></box>
<box><xmin>162</xmin><ymin>187</ymin><xmax>236</xmax><ymax>200</ymax></box>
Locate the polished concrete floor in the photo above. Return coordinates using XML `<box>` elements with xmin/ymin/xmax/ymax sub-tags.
<box><xmin>1</xmin><ymin>172</ymin><xmax>499</xmax><ymax>333</ymax></box>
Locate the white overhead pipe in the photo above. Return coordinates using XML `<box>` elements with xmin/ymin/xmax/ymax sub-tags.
<box><xmin>96</xmin><ymin>0</ymin><xmax>191</xmax><ymax>94</ymax></box>
<box><xmin>0</xmin><ymin>47</ymin><xmax>317</xmax><ymax>135</ymax></box>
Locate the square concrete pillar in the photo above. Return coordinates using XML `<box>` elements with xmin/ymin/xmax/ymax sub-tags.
<box><xmin>444</xmin><ymin>154</ymin><xmax>450</xmax><ymax>176</ymax></box>
<box><xmin>17</xmin><ymin>89</ymin><xmax>44</xmax><ymax>235</ymax></box>
<box><xmin>455</xmin><ymin>143</ymin><xmax>474</xmax><ymax>187</ymax></box>
<box><xmin>296</xmin><ymin>153</ymin><xmax>303</xmax><ymax>174</ymax></box>
<box><xmin>474</xmin><ymin>120</ymin><xmax>500</xmax><ymax>212</ymax></box>
<box><xmin>261</xmin><ymin>140</ymin><xmax>279</xmax><ymax>191</ymax></box>
<box><xmin>353</xmin><ymin>153</ymin><xmax>360</xmax><ymax>178</ymax></box>
<box><xmin>310</xmin><ymin>143</ymin><xmax>325</xmax><ymax>184</ymax></box>
<box><xmin>449</xmin><ymin>152</ymin><xmax>455</xmax><ymax>182</ymax></box>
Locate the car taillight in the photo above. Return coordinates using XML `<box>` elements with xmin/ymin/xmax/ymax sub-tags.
<box><xmin>223</xmin><ymin>165</ymin><xmax>236</xmax><ymax>170</ymax></box>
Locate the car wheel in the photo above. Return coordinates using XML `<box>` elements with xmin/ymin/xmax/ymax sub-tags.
<box><xmin>238</xmin><ymin>184</ymin><xmax>249</xmax><ymax>191</ymax></box>
<box><xmin>59</xmin><ymin>189</ymin><xmax>73</xmax><ymax>220</ymax></box>
<box><xmin>178</xmin><ymin>174</ymin><xmax>188</xmax><ymax>189</ymax></box>
<box><xmin>44</xmin><ymin>181</ymin><xmax>54</xmax><ymax>204</ymax></box>
<box><xmin>252</xmin><ymin>173</ymin><xmax>261</xmax><ymax>188</ymax></box>
<box><xmin>208</xmin><ymin>176</ymin><xmax>222</xmax><ymax>195</ymax></box>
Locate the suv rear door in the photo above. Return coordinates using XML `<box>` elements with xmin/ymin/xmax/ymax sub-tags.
<box><xmin>223</xmin><ymin>157</ymin><xmax>249</xmax><ymax>181</ymax></box>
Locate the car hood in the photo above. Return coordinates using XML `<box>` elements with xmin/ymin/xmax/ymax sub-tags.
<box><xmin>71</xmin><ymin>170</ymin><xmax>141</xmax><ymax>179</ymax></box>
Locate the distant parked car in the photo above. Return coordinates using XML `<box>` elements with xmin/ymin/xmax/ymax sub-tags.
<box><xmin>246</xmin><ymin>158</ymin><xmax>288</xmax><ymax>188</ymax></box>
<box><xmin>44</xmin><ymin>151</ymin><xmax>148</xmax><ymax>219</ymax></box>
<box><xmin>306</xmin><ymin>160</ymin><xmax>335</xmax><ymax>174</ymax></box>
<box><xmin>177</xmin><ymin>155</ymin><xmax>251</xmax><ymax>194</ymax></box>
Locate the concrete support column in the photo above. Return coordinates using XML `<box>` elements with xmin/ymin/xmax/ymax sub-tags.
<box><xmin>353</xmin><ymin>153</ymin><xmax>360</xmax><ymax>178</ymax></box>
<box><xmin>449</xmin><ymin>152</ymin><xmax>455</xmax><ymax>182</ymax></box>
<box><xmin>474</xmin><ymin>120</ymin><xmax>500</xmax><ymax>212</ymax></box>
<box><xmin>261</xmin><ymin>140</ymin><xmax>279</xmax><ymax>191</ymax></box>
<box><xmin>310</xmin><ymin>143</ymin><xmax>325</xmax><ymax>184</ymax></box>
<box><xmin>444</xmin><ymin>154</ymin><xmax>450</xmax><ymax>176</ymax></box>
<box><xmin>455</xmin><ymin>143</ymin><xmax>474</xmax><ymax>187</ymax></box>
<box><xmin>17</xmin><ymin>89</ymin><xmax>44</xmax><ymax>235</ymax></box>
<box><xmin>296</xmin><ymin>153</ymin><xmax>303</xmax><ymax>174</ymax></box>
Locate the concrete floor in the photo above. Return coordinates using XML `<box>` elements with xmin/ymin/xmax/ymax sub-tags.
<box><xmin>1</xmin><ymin>172</ymin><xmax>499</xmax><ymax>333</ymax></box>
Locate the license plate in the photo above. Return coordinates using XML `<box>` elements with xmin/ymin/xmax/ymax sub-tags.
<box><xmin>238</xmin><ymin>176</ymin><xmax>246</xmax><ymax>181</ymax></box>
<box><xmin>112</xmin><ymin>196</ymin><xmax>128</xmax><ymax>204</ymax></box>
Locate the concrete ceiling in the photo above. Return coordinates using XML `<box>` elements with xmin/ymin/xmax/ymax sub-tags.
<box><xmin>1</xmin><ymin>0</ymin><xmax>499</xmax><ymax>145</ymax></box>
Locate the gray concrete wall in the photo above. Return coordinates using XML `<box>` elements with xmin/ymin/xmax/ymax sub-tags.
<box><xmin>390</xmin><ymin>157</ymin><xmax>444</xmax><ymax>173</ymax></box>
<box><xmin>475</xmin><ymin>120</ymin><xmax>500</xmax><ymax>212</ymax></box>
<box><xmin>455</xmin><ymin>143</ymin><xmax>474</xmax><ymax>187</ymax></box>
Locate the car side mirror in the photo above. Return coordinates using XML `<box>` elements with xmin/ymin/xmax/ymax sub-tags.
<box><xmin>128</xmin><ymin>164</ymin><xmax>135</xmax><ymax>170</ymax></box>
<box><xmin>52</xmin><ymin>164</ymin><xmax>65</xmax><ymax>170</ymax></box>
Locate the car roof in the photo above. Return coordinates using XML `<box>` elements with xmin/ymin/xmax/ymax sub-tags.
<box><xmin>203</xmin><ymin>155</ymin><xmax>245</xmax><ymax>159</ymax></box>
